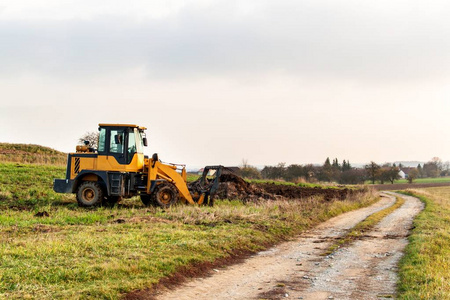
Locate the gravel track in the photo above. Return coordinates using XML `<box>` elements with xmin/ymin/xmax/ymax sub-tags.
<box><xmin>155</xmin><ymin>192</ymin><xmax>423</xmax><ymax>300</ymax></box>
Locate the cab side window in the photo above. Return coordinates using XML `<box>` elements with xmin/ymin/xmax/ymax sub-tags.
<box><xmin>98</xmin><ymin>128</ymin><xmax>107</xmax><ymax>153</ymax></box>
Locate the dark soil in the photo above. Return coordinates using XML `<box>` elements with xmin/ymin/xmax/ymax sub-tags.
<box><xmin>216</xmin><ymin>174</ymin><xmax>362</xmax><ymax>202</ymax></box>
<box><xmin>215</xmin><ymin>174</ymin><xmax>277</xmax><ymax>202</ymax></box>
<box><xmin>256</xmin><ymin>183</ymin><xmax>356</xmax><ymax>201</ymax></box>
<box><xmin>34</xmin><ymin>211</ymin><xmax>50</xmax><ymax>217</ymax></box>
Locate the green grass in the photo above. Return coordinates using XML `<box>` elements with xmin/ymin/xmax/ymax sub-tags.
<box><xmin>366</xmin><ymin>177</ymin><xmax>450</xmax><ymax>185</ymax></box>
<box><xmin>0</xmin><ymin>162</ymin><xmax>378</xmax><ymax>299</ymax></box>
<box><xmin>0</xmin><ymin>163</ymin><xmax>71</xmax><ymax>208</ymax></box>
<box><xmin>323</xmin><ymin>196</ymin><xmax>405</xmax><ymax>255</ymax></box>
<box><xmin>397</xmin><ymin>188</ymin><xmax>450</xmax><ymax>299</ymax></box>
<box><xmin>186</xmin><ymin>173</ymin><xmax>200</xmax><ymax>183</ymax></box>
<box><xmin>395</xmin><ymin>177</ymin><xmax>450</xmax><ymax>184</ymax></box>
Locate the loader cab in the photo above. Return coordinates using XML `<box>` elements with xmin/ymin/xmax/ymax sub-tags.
<box><xmin>97</xmin><ymin>124</ymin><xmax>147</xmax><ymax>168</ymax></box>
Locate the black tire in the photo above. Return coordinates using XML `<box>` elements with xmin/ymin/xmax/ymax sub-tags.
<box><xmin>76</xmin><ymin>181</ymin><xmax>104</xmax><ymax>207</ymax></box>
<box><xmin>151</xmin><ymin>182</ymin><xmax>179</xmax><ymax>208</ymax></box>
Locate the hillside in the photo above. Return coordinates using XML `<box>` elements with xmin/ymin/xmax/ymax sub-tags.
<box><xmin>0</xmin><ymin>143</ymin><xmax>67</xmax><ymax>165</ymax></box>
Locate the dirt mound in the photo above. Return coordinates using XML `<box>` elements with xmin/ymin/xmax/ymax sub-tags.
<box><xmin>216</xmin><ymin>176</ymin><xmax>357</xmax><ymax>202</ymax></box>
<box><xmin>216</xmin><ymin>174</ymin><xmax>277</xmax><ymax>202</ymax></box>
<box><xmin>257</xmin><ymin>183</ymin><xmax>354</xmax><ymax>201</ymax></box>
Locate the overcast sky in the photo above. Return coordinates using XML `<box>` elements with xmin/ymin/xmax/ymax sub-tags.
<box><xmin>1</xmin><ymin>0</ymin><xmax>449</xmax><ymax>167</ymax></box>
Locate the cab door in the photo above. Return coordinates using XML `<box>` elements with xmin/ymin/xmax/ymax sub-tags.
<box><xmin>108</xmin><ymin>128</ymin><xmax>127</xmax><ymax>164</ymax></box>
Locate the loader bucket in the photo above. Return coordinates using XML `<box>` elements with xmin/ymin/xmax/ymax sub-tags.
<box><xmin>187</xmin><ymin>166</ymin><xmax>232</xmax><ymax>205</ymax></box>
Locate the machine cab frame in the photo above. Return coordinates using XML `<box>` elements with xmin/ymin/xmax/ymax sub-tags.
<box><xmin>97</xmin><ymin>124</ymin><xmax>146</xmax><ymax>165</ymax></box>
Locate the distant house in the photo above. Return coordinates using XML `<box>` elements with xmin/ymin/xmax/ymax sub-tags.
<box><xmin>399</xmin><ymin>167</ymin><xmax>416</xmax><ymax>179</ymax></box>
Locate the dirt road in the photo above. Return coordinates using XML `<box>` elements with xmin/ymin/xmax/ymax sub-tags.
<box><xmin>155</xmin><ymin>192</ymin><xmax>423</xmax><ymax>300</ymax></box>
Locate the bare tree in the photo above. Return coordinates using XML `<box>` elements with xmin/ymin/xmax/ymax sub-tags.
<box><xmin>423</xmin><ymin>157</ymin><xmax>442</xmax><ymax>178</ymax></box>
<box><xmin>78</xmin><ymin>131</ymin><xmax>99</xmax><ymax>149</ymax></box>
<box><xmin>443</xmin><ymin>161</ymin><xmax>450</xmax><ymax>176</ymax></box>
<box><xmin>339</xmin><ymin>168</ymin><xmax>366</xmax><ymax>184</ymax></box>
<box><xmin>239</xmin><ymin>159</ymin><xmax>262</xmax><ymax>179</ymax></box>
<box><xmin>408</xmin><ymin>169</ymin><xmax>419</xmax><ymax>183</ymax></box>
<box><xmin>383</xmin><ymin>166</ymin><xmax>401</xmax><ymax>184</ymax></box>
<box><xmin>365</xmin><ymin>161</ymin><xmax>381</xmax><ymax>184</ymax></box>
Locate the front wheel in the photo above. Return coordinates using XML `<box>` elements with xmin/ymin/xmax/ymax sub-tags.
<box><xmin>76</xmin><ymin>181</ymin><xmax>104</xmax><ymax>207</ymax></box>
<box><xmin>151</xmin><ymin>182</ymin><xmax>179</xmax><ymax>208</ymax></box>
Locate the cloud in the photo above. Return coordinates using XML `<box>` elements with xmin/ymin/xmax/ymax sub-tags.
<box><xmin>1</xmin><ymin>0</ymin><xmax>450</xmax><ymax>83</ymax></box>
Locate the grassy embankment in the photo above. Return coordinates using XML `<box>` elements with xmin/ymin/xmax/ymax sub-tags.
<box><xmin>397</xmin><ymin>187</ymin><xmax>450</xmax><ymax>299</ymax></box>
<box><xmin>0</xmin><ymin>143</ymin><xmax>67</xmax><ymax>166</ymax></box>
<box><xmin>0</xmin><ymin>161</ymin><xmax>378</xmax><ymax>299</ymax></box>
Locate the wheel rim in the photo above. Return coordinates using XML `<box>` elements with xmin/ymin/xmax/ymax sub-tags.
<box><xmin>82</xmin><ymin>188</ymin><xmax>96</xmax><ymax>202</ymax></box>
<box><xmin>159</xmin><ymin>190</ymin><xmax>173</xmax><ymax>205</ymax></box>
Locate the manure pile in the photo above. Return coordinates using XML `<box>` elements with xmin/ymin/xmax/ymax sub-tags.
<box><xmin>216</xmin><ymin>174</ymin><xmax>358</xmax><ymax>202</ymax></box>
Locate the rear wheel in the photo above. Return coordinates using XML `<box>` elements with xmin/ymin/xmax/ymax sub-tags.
<box><xmin>151</xmin><ymin>182</ymin><xmax>179</xmax><ymax>208</ymax></box>
<box><xmin>76</xmin><ymin>181</ymin><xmax>104</xmax><ymax>207</ymax></box>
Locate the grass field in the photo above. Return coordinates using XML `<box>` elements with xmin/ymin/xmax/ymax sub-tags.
<box><xmin>0</xmin><ymin>162</ymin><xmax>377</xmax><ymax>299</ymax></box>
<box><xmin>397</xmin><ymin>187</ymin><xmax>450</xmax><ymax>299</ymax></box>
<box><xmin>396</xmin><ymin>177</ymin><xmax>450</xmax><ymax>184</ymax></box>
<box><xmin>0</xmin><ymin>163</ymin><xmax>69</xmax><ymax>208</ymax></box>
<box><xmin>366</xmin><ymin>177</ymin><xmax>450</xmax><ymax>185</ymax></box>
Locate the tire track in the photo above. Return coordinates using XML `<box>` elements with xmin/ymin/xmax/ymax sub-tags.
<box><xmin>294</xmin><ymin>192</ymin><xmax>423</xmax><ymax>299</ymax></box>
<box><xmin>155</xmin><ymin>193</ymin><xmax>419</xmax><ymax>300</ymax></box>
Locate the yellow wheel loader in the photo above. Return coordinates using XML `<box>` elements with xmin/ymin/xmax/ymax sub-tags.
<box><xmin>53</xmin><ymin>124</ymin><xmax>224</xmax><ymax>207</ymax></box>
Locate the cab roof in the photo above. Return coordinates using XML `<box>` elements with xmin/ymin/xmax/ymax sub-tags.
<box><xmin>98</xmin><ymin>123</ymin><xmax>147</xmax><ymax>130</ymax></box>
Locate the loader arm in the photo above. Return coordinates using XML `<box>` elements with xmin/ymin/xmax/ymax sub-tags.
<box><xmin>147</xmin><ymin>160</ymin><xmax>196</xmax><ymax>204</ymax></box>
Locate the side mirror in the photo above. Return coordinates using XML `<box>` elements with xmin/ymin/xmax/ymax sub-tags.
<box><xmin>143</xmin><ymin>137</ymin><xmax>148</xmax><ymax>147</ymax></box>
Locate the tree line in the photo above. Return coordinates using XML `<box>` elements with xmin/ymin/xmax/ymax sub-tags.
<box><xmin>239</xmin><ymin>157</ymin><xmax>450</xmax><ymax>184</ymax></box>
<box><xmin>240</xmin><ymin>158</ymin><xmax>364</xmax><ymax>184</ymax></box>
